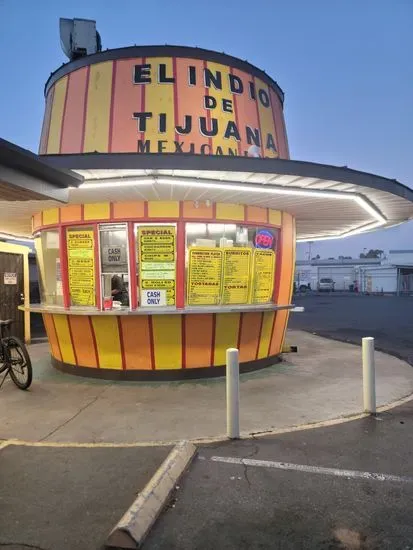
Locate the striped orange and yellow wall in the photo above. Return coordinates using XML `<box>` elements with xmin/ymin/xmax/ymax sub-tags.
<box><xmin>39</xmin><ymin>56</ymin><xmax>290</xmax><ymax>159</ymax></box>
<box><xmin>33</xmin><ymin>201</ymin><xmax>283</xmax><ymax>231</ymax></box>
<box><xmin>44</xmin><ymin>309</ymin><xmax>288</xmax><ymax>374</ymax></box>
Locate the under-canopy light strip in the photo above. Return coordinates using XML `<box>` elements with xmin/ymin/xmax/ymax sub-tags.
<box><xmin>0</xmin><ymin>233</ymin><xmax>34</xmax><ymax>243</ymax></box>
<box><xmin>155</xmin><ymin>177</ymin><xmax>386</xmax><ymax>224</ymax></box>
<box><xmin>78</xmin><ymin>178</ymin><xmax>153</xmax><ymax>189</ymax></box>
<box><xmin>75</xmin><ymin>175</ymin><xmax>387</xmax><ymax>239</ymax></box>
<box><xmin>296</xmin><ymin>220</ymin><xmax>385</xmax><ymax>242</ymax></box>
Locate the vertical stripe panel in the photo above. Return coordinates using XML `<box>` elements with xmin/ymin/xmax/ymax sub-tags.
<box><xmin>176</xmin><ymin>221</ymin><xmax>185</xmax><ymax>309</ymax></box>
<box><xmin>270</xmin><ymin>310</ymin><xmax>289</xmax><ymax>356</ymax></box>
<box><xmin>269</xmin><ymin>209</ymin><xmax>282</xmax><ymax>226</ymax></box>
<box><xmin>270</xmin><ymin>88</ymin><xmax>290</xmax><ymax>159</ymax></box>
<box><xmin>60</xmin><ymin>67</ymin><xmax>88</xmax><ymax>153</ymax></box>
<box><xmin>60</xmin><ymin>205</ymin><xmax>82</xmax><ymax>224</ymax></box>
<box><xmin>83</xmin><ymin>202</ymin><xmax>110</xmax><ymax>220</ymax></box>
<box><xmin>32</xmin><ymin>212</ymin><xmax>42</xmax><ymax>230</ymax></box>
<box><xmin>255</xmin><ymin>78</ymin><xmax>278</xmax><ymax>158</ymax></box>
<box><xmin>68</xmin><ymin>316</ymin><xmax>97</xmax><ymax>368</ymax></box>
<box><xmin>84</xmin><ymin>61</ymin><xmax>113</xmax><ymax>152</ymax></box>
<box><xmin>213</xmin><ymin>313</ymin><xmax>240</xmax><ymax>366</ymax></box>
<box><xmin>113</xmin><ymin>201</ymin><xmax>145</xmax><ymax>219</ymax></box>
<box><xmin>111</xmin><ymin>58</ymin><xmax>144</xmax><ymax>152</ymax></box>
<box><xmin>216</xmin><ymin>203</ymin><xmax>245</xmax><ymax>221</ymax></box>
<box><xmin>257</xmin><ymin>311</ymin><xmax>275</xmax><ymax>359</ymax></box>
<box><xmin>42</xmin><ymin>313</ymin><xmax>62</xmax><ymax>361</ymax></box>
<box><xmin>39</xmin><ymin>88</ymin><xmax>54</xmax><ymax>154</ymax></box>
<box><xmin>290</xmin><ymin>217</ymin><xmax>296</xmax><ymax>303</ymax></box>
<box><xmin>206</xmin><ymin>62</ymin><xmax>238</xmax><ymax>154</ymax></box>
<box><xmin>152</xmin><ymin>315</ymin><xmax>182</xmax><ymax>369</ymax></box>
<box><xmin>185</xmin><ymin>314</ymin><xmax>214</xmax><ymax>368</ymax></box>
<box><xmin>182</xmin><ymin>200</ymin><xmax>213</xmax><ymax>218</ymax></box>
<box><xmin>120</xmin><ymin>316</ymin><xmax>152</xmax><ymax>370</ymax></box>
<box><xmin>275</xmin><ymin>212</ymin><xmax>295</xmax><ymax>307</ymax></box>
<box><xmin>270</xmin><ymin>213</ymin><xmax>295</xmax><ymax>355</ymax></box>
<box><xmin>47</xmin><ymin>77</ymin><xmax>68</xmax><ymax>154</ymax></box>
<box><xmin>232</xmin><ymin>68</ymin><xmax>260</xmax><ymax>156</ymax></box>
<box><xmin>175</xmin><ymin>58</ymin><xmax>210</xmax><ymax>153</ymax></box>
<box><xmin>246</xmin><ymin>206</ymin><xmax>267</xmax><ymax>223</ymax></box>
<box><xmin>42</xmin><ymin>208</ymin><xmax>59</xmax><ymax>226</ymax></box>
<box><xmin>53</xmin><ymin>315</ymin><xmax>76</xmax><ymax>365</ymax></box>
<box><xmin>239</xmin><ymin>312</ymin><xmax>262</xmax><ymax>363</ymax></box>
<box><xmin>147</xmin><ymin>201</ymin><xmax>179</xmax><ymax>217</ymax></box>
<box><xmin>144</xmin><ymin>57</ymin><xmax>175</xmax><ymax>152</ymax></box>
<box><xmin>92</xmin><ymin>316</ymin><xmax>123</xmax><ymax>369</ymax></box>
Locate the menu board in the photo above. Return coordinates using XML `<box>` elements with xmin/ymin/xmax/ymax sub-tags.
<box><xmin>252</xmin><ymin>249</ymin><xmax>275</xmax><ymax>303</ymax></box>
<box><xmin>138</xmin><ymin>226</ymin><xmax>176</xmax><ymax>306</ymax></box>
<box><xmin>187</xmin><ymin>248</ymin><xmax>223</xmax><ymax>305</ymax></box>
<box><xmin>67</xmin><ymin>229</ymin><xmax>95</xmax><ymax>306</ymax></box>
<box><xmin>222</xmin><ymin>248</ymin><xmax>252</xmax><ymax>305</ymax></box>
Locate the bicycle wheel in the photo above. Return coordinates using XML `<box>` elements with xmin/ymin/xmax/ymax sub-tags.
<box><xmin>6</xmin><ymin>337</ymin><xmax>32</xmax><ymax>390</ymax></box>
<box><xmin>0</xmin><ymin>347</ymin><xmax>8</xmax><ymax>374</ymax></box>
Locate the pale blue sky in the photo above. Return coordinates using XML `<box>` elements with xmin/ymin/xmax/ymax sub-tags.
<box><xmin>1</xmin><ymin>0</ymin><xmax>412</xmax><ymax>258</ymax></box>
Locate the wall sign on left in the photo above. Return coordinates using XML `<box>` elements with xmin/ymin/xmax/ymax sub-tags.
<box><xmin>4</xmin><ymin>272</ymin><xmax>17</xmax><ymax>285</ymax></box>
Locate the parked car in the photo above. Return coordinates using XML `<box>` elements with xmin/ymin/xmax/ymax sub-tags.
<box><xmin>294</xmin><ymin>280</ymin><xmax>311</xmax><ymax>293</ymax></box>
<box><xmin>318</xmin><ymin>278</ymin><xmax>335</xmax><ymax>292</ymax></box>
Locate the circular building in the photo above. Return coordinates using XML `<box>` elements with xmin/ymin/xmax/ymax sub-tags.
<box><xmin>23</xmin><ymin>40</ymin><xmax>413</xmax><ymax>380</ymax></box>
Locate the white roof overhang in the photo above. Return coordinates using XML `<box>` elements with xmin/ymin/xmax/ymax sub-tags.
<box><xmin>1</xmin><ymin>154</ymin><xmax>412</xmax><ymax>240</ymax></box>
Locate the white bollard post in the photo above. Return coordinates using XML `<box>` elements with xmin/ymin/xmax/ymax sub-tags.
<box><xmin>362</xmin><ymin>337</ymin><xmax>376</xmax><ymax>414</ymax></box>
<box><xmin>226</xmin><ymin>348</ymin><xmax>240</xmax><ymax>439</ymax></box>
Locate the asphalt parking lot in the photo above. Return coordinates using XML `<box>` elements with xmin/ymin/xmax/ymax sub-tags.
<box><xmin>289</xmin><ymin>293</ymin><xmax>413</xmax><ymax>365</ymax></box>
<box><xmin>144</xmin><ymin>400</ymin><xmax>413</xmax><ymax>550</ymax></box>
<box><xmin>143</xmin><ymin>294</ymin><xmax>413</xmax><ymax>550</ymax></box>
<box><xmin>0</xmin><ymin>444</ymin><xmax>171</xmax><ymax>550</ymax></box>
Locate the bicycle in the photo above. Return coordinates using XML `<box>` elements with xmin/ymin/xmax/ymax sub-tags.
<box><xmin>0</xmin><ymin>320</ymin><xmax>32</xmax><ymax>390</ymax></box>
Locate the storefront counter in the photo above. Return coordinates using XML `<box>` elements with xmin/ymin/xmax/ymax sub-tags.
<box><xmin>23</xmin><ymin>303</ymin><xmax>292</xmax><ymax>316</ymax></box>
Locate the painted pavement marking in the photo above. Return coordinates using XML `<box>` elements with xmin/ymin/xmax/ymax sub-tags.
<box><xmin>210</xmin><ymin>456</ymin><xmax>413</xmax><ymax>483</ymax></box>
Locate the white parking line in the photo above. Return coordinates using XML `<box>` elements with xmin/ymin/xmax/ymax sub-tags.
<box><xmin>210</xmin><ymin>456</ymin><xmax>413</xmax><ymax>483</ymax></box>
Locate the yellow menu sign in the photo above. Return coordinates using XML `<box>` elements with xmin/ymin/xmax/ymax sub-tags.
<box><xmin>252</xmin><ymin>249</ymin><xmax>275</xmax><ymax>303</ymax></box>
<box><xmin>138</xmin><ymin>226</ymin><xmax>176</xmax><ymax>306</ymax></box>
<box><xmin>67</xmin><ymin>230</ymin><xmax>95</xmax><ymax>306</ymax></box>
<box><xmin>222</xmin><ymin>248</ymin><xmax>252</xmax><ymax>305</ymax></box>
<box><xmin>187</xmin><ymin>248</ymin><xmax>223</xmax><ymax>305</ymax></box>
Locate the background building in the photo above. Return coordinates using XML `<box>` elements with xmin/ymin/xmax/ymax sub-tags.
<box><xmin>295</xmin><ymin>250</ymin><xmax>413</xmax><ymax>295</ymax></box>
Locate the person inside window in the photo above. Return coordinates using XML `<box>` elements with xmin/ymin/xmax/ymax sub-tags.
<box><xmin>111</xmin><ymin>274</ymin><xmax>129</xmax><ymax>306</ymax></box>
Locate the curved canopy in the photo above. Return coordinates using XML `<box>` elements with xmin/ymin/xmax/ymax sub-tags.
<box><xmin>44</xmin><ymin>154</ymin><xmax>413</xmax><ymax>242</ymax></box>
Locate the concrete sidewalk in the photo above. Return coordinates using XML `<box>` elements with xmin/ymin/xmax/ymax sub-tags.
<box><xmin>1</xmin><ymin>330</ymin><xmax>413</xmax><ymax>444</ymax></box>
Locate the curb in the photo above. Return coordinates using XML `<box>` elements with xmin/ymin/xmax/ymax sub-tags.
<box><xmin>106</xmin><ymin>440</ymin><xmax>197</xmax><ymax>549</ymax></box>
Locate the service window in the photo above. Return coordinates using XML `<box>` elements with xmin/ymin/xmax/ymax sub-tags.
<box><xmin>185</xmin><ymin>223</ymin><xmax>278</xmax><ymax>306</ymax></box>
<box><xmin>99</xmin><ymin>224</ymin><xmax>129</xmax><ymax>308</ymax></box>
<box><xmin>34</xmin><ymin>230</ymin><xmax>63</xmax><ymax>306</ymax></box>
<box><xmin>135</xmin><ymin>224</ymin><xmax>177</xmax><ymax>307</ymax></box>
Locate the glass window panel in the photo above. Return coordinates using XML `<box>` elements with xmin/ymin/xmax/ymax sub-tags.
<box><xmin>185</xmin><ymin>223</ymin><xmax>279</xmax><ymax>306</ymax></box>
<box><xmin>34</xmin><ymin>230</ymin><xmax>63</xmax><ymax>306</ymax></box>
<box><xmin>99</xmin><ymin>224</ymin><xmax>129</xmax><ymax>308</ymax></box>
